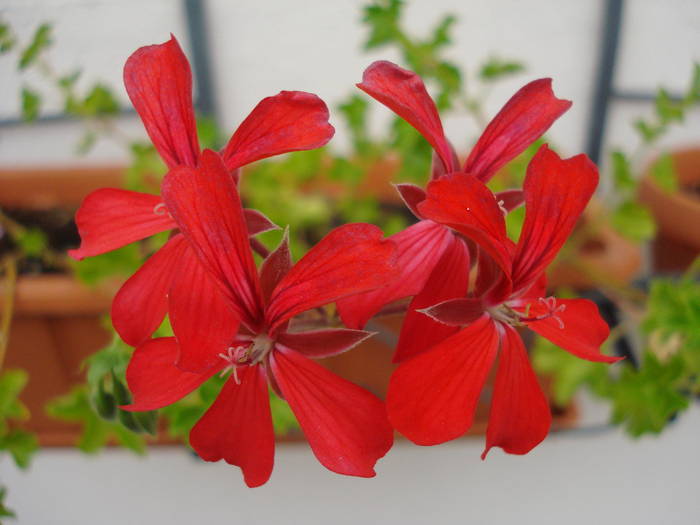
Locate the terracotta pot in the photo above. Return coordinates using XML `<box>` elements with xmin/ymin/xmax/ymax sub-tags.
<box><xmin>1</xmin><ymin>275</ymin><xmax>115</xmax><ymax>446</ymax></box>
<box><xmin>548</xmin><ymin>200</ymin><xmax>642</xmax><ymax>290</ymax></box>
<box><xmin>0</xmin><ymin>166</ymin><xmax>127</xmax><ymax>445</ymax></box>
<box><xmin>638</xmin><ymin>148</ymin><xmax>700</xmax><ymax>271</ymax></box>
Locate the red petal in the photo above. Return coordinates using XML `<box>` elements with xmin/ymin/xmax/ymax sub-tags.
<box><xmin>123</xmin><ymin>337</ymin><xmax>218</xmax><ymax>411</ymax></box>
<box><xmin>162</xmin><ymin>150</ymin><xmax>264</xmax><ymax>328</ymax></box>
<box><xmin>430</xmin><ymin>142</ymin><xmax>460</xmax><ymax>180</ymax></box>
<box><xmin>221</xmin><ymin>91</ymin><xmax>334</xmax><ymax>170</ymax></box>
<box><xmin>387</xmin><ymin>316</ymin><xmax>499</xmax><ymax>445</ymax></box>
<box><xmin>259</xmin><ymin>230</ymin><xmax>292</xmax><ymax>305</ymax></box>
<box><xmin>169</xmin><ymin>244</ymin><xmax>240</xmax><ymax>373</ymax></box>
<box><xmin>336</xmin><ymin>220</ymin><xmax>451</xmax><ymax>329</ymax></box>
<box><xmin>418</xmin><ymin>173</ymin><xmax>513</xmax><ymax>281</ymax></box>
<box><xmin>482</xmin><ymin>325</ymin><xmax>551</xmax><ymax>458</ymax></box>
<box><xmin>419</xmin><ymin>297</ymin><xmax>484</xmax><ymax>326</ymax></box>
<box><xmin>112</xmin><ymin>234</ymin><xmax>186</xmax><ymax>347</ymax></box>
<box><xmin>244</xmin><ymin>208</ymin><xmax>279</xmax><ymax>236</ymax></box>
<box><xmin>464</xmin><ymin>78</ymin><xmax>571</xmax><ymax>182</ymax></box>
<box><xmin>277</xmin><ymin>329</ymin><xmax>373</xmax><ymax>359</ymax></box>
<box><xmin>524</xmin><ymin>298</ymin><xmax>619</xmax><ymax>363</ymax></box>
<box><xmin>393</xmin><ymin>234</ymin><xmax>471</xmax><ymax>363</ymax></box>
<box><xmin>495</xmin><ymin>189</ymin><xmax>524</xmax><ymax>212</ymax></box>
<box><xmin>69</xmin><ymin>189</ymin><xmax>175</xmax><ymax>260</ymax></box>
<box><xmin>267</xmin><ymin>223</ymin><xmax>397</xmax><ymax>330</ymax></box>
<box><xmin>189</xmin><ymin>366</ymin><xmax>275</xmax><ymax>488</ymax></box>
<box><xmin>394</xmin><ymin>183</ymin><xmax>427</xmax><ymax>219</ymax></box>
<box><xmin>123</xmin><ymin>36</ymin><xmax>200</xmax><ymax>169</ymax></box>
<box><xmin>270</xmin><ymin>347</ymin><xmax>393</xmax><ymax>477</ymax></box>
<box><xmin>512</xmin><ymin>145</ymin><xmax>598</xmax><ymax>292</ymax></box>
<box><xmin>358</xmin><ymin>61</ymin><xmax>455</xmax><ymax>173</ymax></box>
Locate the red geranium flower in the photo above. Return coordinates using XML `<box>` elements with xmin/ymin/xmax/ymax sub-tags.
<box><xmin>69</xmin><ymin>36</ymin><xmax>334</xmax><ymax>347</ymax></box>
<box><xmin>123</xmin><ymin>150</ymin><xmax>397</xmax><ymax>487</ymax></box>
<box><xmin>336</xmin><ymin>61</ymin><xmax>571</xmax><ymax>346</ymax></box>
<box><xmin>386</xmin><ymin>145</ymin><xmax>622</xmax><ymax>457</ymax></box>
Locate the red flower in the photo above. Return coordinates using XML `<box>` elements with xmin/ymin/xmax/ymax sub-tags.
<box><xmin>386</xmin><ymin>145</ymin><xmax>622</xmax><ymax>456</ymax></box>
<box><xmin>123</xmin><ymin>150</ymin><xmax>397</xmax><ymax>487</ymax></box>
<box><xmin>69</xmin><ymin>36</ymin><xmax>334</xmax><ymax>347</ymax></box>
<box><xmin>336</xmin><ymin>61</ymin><xmax>571</xmax><ymax>337</ymax></box>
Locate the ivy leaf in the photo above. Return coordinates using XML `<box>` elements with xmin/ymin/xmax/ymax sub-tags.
<box><xmin>338</xmin><ymin>94</ymin><xmax>371</xmax><ymax>155</ymax></box>
<box><xmin>0</xmin><ymin>429</ymin><xmax>38</xmax><ymax>469</ymax></box>
<box><xmin>18</xmin><ymin>23</ymin><xmax>52</xmax><ymax>70</ymax></box>
<box><xmin>611</xmin><ymin>200</ymin><xmax>656</xmax><ymax>242</ymax></box>
<box><xmin>610</xmin><ymin>352</ymin><xmax>688</xmax><ymax>437</ymax></box>
<box><xmin>0</xmin><ymin>21</ymin><xmax>16</xmax><ymax>54</ymax></box>
<box><xmin>81</xmin><ymin>84</ymin><xmax>120</xmax><ymax>116</ymax></box>
<box><xmin>479</xmin><ymin>57</ymin><xmax>525</xmax><ymax>81</ymax></box>
<box><xmin>654</xmin><ymin>88</ymin><xmax>684</xmax><ymax>124</ymax></box>
<box><xmin>685</xmin><ymin>62</ymin><xmax>700</xmax><ymax>104</ymax></box>
<box><xmin>650</xmin><ymin>152</ymin><xmax>678</xmax><ymax>192</ymax></box>
<box><xmin>634</xmin><ymin>119</ymin><xmax>662</xmax><ymax>144</ymax></box>
<box><xmin>610</xmin><ymin>150</ymin><xmax>635</xmax><ymax>192</ymax></box>
<box><xmin>0</xmin><ymin>486</ymin><xmax>16</xmax><ymax>519</ymax></box>
<box><xmin>0</xmin><ymin>370</ymin><xmax>30</xmax><ymax>431</ymax></box>
<box><xmin>20</xmin><ymin>87</ymin><xmax>41</xmax><ymax>122</ymax></box>
<box><xmin>531</xmin><ymin>336</ymin><xmax>607</xmax><ymax>406</ymax></box>
<box><xmin>430</xmin><ymin>14</ymin><xmax>456</xmax><ymax>48</ymax></box>
<box><xmin>45</xmin><ymin>386</ymin><xmax>146</xmax><ymax>454</ymax></box>
<box><xmin>362</xmin><ymin>0</ymin><xmax>402</xmax><ymax>49</ymax></box>
<box><xmin>58</xmin><ymin>70</ymin><xmax>81</xmax><ymax>90</ymax></box>
<box><xmin>15</xmin><ymin>227</ymin><xmax>47</xmax><ymax>257</ymax></box>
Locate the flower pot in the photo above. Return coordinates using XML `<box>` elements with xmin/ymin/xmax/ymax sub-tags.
<box><xmin>0</xmin><ymin>165</ymin><xmax>126</xmax><ymax>445</ymax></box>
<box><xmin>1</xmin><ymin>275</ymin><xmax>115</xmax><ymax>446</ymax></box>
<box><xmin>638</xmin><ymin>148</ymin><xmax>700</xmax><ymax>271</ymax></box>
<box><xmin>548</xmin><ymin>200</ymin><xmax>642</xmax><ymax>290</ymax></box>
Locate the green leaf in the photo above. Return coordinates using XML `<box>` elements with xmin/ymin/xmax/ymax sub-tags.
<box><xmin>80</xmin><ymin>84</ymin><xmax>120</xmax><ymax>116</ymax></box>
<box><xmin>610</xmin><ymin>150</ymin><xmax>635</xmax><ymax>192</ymax></box>
<box><xmin>338</xmin><ymin>95</ymin><xmax>371</xmax><ymax>155</ymax></box>
<box><xmin>46</xmin><ymin>386</ymin><xmax>146</xmax><ymax>454</ymax></box>
<box><xmin>0</xmin><ymin>21</ymin><xmax>16</xmax><ymax>53</ymax></box>
<box><xmin>531</xmin><ymin>336</ymin><xmax>606</xmax><ymax>406</ymax></box>
<box><xmin>634</xmin><ymin>119</ymin><xmax>663</xmax><ymax>144</ymax></box>
<box><xmin>430</xmin><ymin>15</ymin><xmax>456</xmax><ymax>48</ymax></box>
<box><xmin>610</xmin><ymin>352</ymin><xmax>688</xmax><ymax>437</ymax></box>
<box><xmin>58</xmin><ymin>70</ymin><xmax>81</xmax><ymax>90</ymax></box>
<box><xmin>18</xmin><ymin>23</ymin><xmax>52</xmax><ymax>69</ymax></box>
<box><xmin>362</xmin><ymin>0</ymin><xmax>402</xmax><ymax>49</ymax></box>
<box><xmin>650</xmin><ymin>152</ymin><xmax>678</xmax><ymax>192</ymax></box>
<box><xmin>655</xmin><ymin>88</ymin><xmax>684</xmax><ymax>124</ymax></box>
<box><xmin>479</xmin><ymin>57</ymin><xmax>525</xmax><ymax>81</ymax></box>
<box><xmin>685</xmin><ymin>63</ymin><xmax>700</xmax><ymax>104</ymax></box>
<box><xmin>0</xmin><ymin>429</ymin><xmax>38</xmax><ymax>469</ymax></box>
<box><xmin>0</xmin><ymin>369</ymin><xmax>29</xmax><ymax>423</ymax></box>
<box><xmin>20</xmin><ymin>87</ymin><xmax>41</xmax><ymax>122</ymax></box>
<box><xmin>0</xmin><ymin>486</ymin><xmax>16</xmax><ymax>519</ymax></box>
<box><xmin>15</xmin><ymin>227</ymin><xmax>47</xmax><ymax>257</ymax></box>
<box><xmin>610</xmin><ymin>200</ymin><xmax>656</xmax><ymax>242</ymax></box>
<box><xmin>75</xmin><ymin>131</ymin><xmax>97</xmax><ymax>155</ymax></box>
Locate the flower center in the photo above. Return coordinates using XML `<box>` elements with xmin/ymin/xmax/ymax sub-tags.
<box><xmin>488</xmin><ymin>296</ymin><xmax>567</xmax><ymax>329</ymax></box>
<box><xmin>219</xmin><ymin>334</ymin><xmax>275</xmax><ymax>383</ymax></box>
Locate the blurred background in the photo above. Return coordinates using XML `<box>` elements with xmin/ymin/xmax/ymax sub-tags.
<box><xmin>0</xmin><ymin>1</ymin><xmax>699</xmax><ymax>523</ymax></box>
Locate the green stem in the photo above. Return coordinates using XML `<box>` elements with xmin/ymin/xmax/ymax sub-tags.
<box><xmin>0</xmin><ymin>256</ymin><xmax>17</xmax><ymax>372</ymax></box>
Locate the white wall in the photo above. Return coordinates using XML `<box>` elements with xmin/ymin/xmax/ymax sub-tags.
<box><xmin>1</xmin><ymin>1</ymin><xmax>699</xmax><ymax>167</ymax></box>
<box><xmin>3</xmin><ymin>402</ymin><xmax>700</xmax><ymax>525</ymax></box>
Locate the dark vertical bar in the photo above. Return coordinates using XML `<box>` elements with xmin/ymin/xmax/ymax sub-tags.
<box><xmin>183</xmin><ymin>0</ymin><xmax>218</xmax><ymax>121</ymax></box>
<box><xmin>585</xmin><ymin>0</ymin><xmax>624</xmax><ymax>164</ymax></box>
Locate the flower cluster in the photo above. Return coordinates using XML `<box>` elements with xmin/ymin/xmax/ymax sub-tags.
<box><xmin>71</xmin><ymin>37</ymin><xmax>619</xmax><ymax>487</ymax></box>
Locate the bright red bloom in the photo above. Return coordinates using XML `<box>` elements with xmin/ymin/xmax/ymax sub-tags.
<box><xmin>386</xmin><ymin>145</ymin><xmax>622</xmax><ymax>456</ymax></box>
<box><xmin>124</xmin><ymin>150</ymin><xmax>397</xmax><ymax>487</ymax></box>
<box><xmin>69</xmin><ymin>36</ymin><xmax>334</xmax><ymax>347</ymax></box>
<box><xmin>337</xmin><ymin>61</ymin><xmax>570</xmax><ymax>333</ymax></box>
